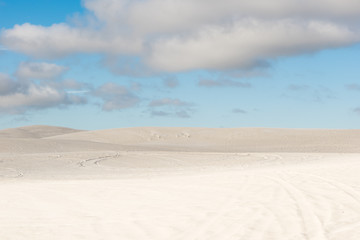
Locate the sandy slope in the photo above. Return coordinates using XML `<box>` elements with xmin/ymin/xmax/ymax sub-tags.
<box><xmin>1</xmin><ymin>126</ymin><xmax>360</xmax><ymax>240</ymax></box>
<box><xmin>48</xmin><ymin>127</ymin><xmax>360</xmax><ymax>152</ymax></box>
<box><xmin>0</xmin><ymin>125</ymin><xmax>83</xmax><ymax>139</ymax></box>
<box><xmin>0</xmin><ymin>126</ymin><xmax>124</xmax><ymax>153</ymax></box>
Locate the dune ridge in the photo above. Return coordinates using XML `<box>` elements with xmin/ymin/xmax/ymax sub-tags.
<box><xmin>0</xmin><ymin>125</ymin><xmax>83</xmax><ymax>139</ymax></box>
<box><xmin>48</xmin><ymin>127</ymin><xmax>360</xmax><ymax>153</ymax></box>
<box><xmin>1</xmin><ymin>126</ymin><xmax>359</xmax><ymax>153</ymax></box>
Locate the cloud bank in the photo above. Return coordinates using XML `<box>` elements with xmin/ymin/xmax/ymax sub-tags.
<box><xmin>0</xmin><ymin>63</ymin><xmax>87</xmax><ymax>115</ymax></box>
<box><xmin>1</xmin><ymin>0</ymin><xmax>360</xmax><ymax>72</ymax></box>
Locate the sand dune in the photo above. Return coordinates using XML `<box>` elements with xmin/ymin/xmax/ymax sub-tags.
<box><xmin>1</xmin><ymin>125</ymin><xmax>359</xmax><ymax>153</ymax></box>
<box><xmin>0</xmin><ymin>126</ymin><xmax>123</xmax><ymax>153</ymax></box>
<box><xmin>1</xmin><ymin>125</ymin><xmax>360</xmax><ymax>240</ymax></box>
<box><xmin>0</xmin><ymin>125</ymin><xmax>83</xmax><ymax>139</ymax></box>
<box><xmin>49</xmin><ymin>127</ymin><xmax>360</xmax><ymax>152</ymax></box>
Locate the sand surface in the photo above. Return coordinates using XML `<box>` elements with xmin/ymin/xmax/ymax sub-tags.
<box><xmin>1</xmin><ymin>126</ymin><xmax>360</xmax><ymax>239</ymax></box>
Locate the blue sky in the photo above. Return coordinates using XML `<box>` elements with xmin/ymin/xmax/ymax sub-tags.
<box><xmin>0</xmin><ymin>0</ymin><xmax>359</xmax><ymax>130</ymax></box>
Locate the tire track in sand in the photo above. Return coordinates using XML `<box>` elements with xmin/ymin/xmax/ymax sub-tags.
<box><xmin>78</xmin><ymin>153</ymin><xmax>121</xmax><ymax>167</ymax></box>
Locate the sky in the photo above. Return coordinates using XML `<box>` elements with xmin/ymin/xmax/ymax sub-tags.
<box><xmin>0</xmin><ymin>0</ymin><xmax>359</xmax><ymax>130</ymax></box>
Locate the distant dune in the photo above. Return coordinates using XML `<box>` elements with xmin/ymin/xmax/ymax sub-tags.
<box><xmin>48</xmin><ymin>127</ymin><xmax>360</xmax><ymax>153</ymax></box>
<box><xmin>0</xmin><ymin>125</ymin><xmax>83</xmax><ymax>139</ymax></box>
<box><xmin>0</xmin><ymin>125</ymin><xmax>359</xmax><ymax>153</ymax></box>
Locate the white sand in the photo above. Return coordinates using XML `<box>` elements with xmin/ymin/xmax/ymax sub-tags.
<box><xmin>1</xmin><ymin>126</ymin><xmax>360</xmax><ymax>239</ymax></box>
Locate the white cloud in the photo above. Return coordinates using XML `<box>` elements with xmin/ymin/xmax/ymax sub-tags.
<box><xmin>149</xmin><ymin>98</ymin><xmax>192</xmax><ymax>107</ymax></box>
<box><xmin>346</xmin><ymin>83</ymin><xmax>360</xmax><ymax>91</ymax></box>
<box><xmin>163</xmin><ymin>77</ymin><xmax>179</xmax><ymax>88</ymax></box>
<box><xmin>0</xmin><ymin>73</ymin><xmax>17</xmax><ymax>95</ymax></box>
<box><xmin>0</xmin><ymin>85</ymin><xmax>65</xmax><ymax>111</ymax></box>
<box><xmin>0</xmin><ymin>83</ymin><xmax>86</xmax><ymax>114</ymax></box>
<box><xmin>233</xmin><ymin>108</ymin><xmax>247</xmax><ymax>114</ymax></box>
<box><xmin>148</xmin><ymin>19</ymin><xmax>358</xmax><ymax>71</ymax></box>
<box><xmin>150</xmin><ymin>110</ymin><xmax>191</xmax><ymax>118</ymax></box>
<box><xmin>0</xmin><ymin>63</ymin><xmax>87</xmax><ymax>115</ymax></box>
<box><xmin>288</xmin><ymin>84</ymin><xmax>310</xmax><ymax>91</ymax></box>
<box><xmin>1</xmin><ymin>0</ymin><xmax>360</xmax><ymax>72</ymax></box>
<box><xmin>354</xmin><ymin>107</ymin><xmax>360</xmax><ymax>115</ymax></box>
<box><xmin>82</xmin><ymin>0</ymin><xmax>360</xmax><ymax>35</ymax></box>
<box><xmin>150</xmin><ymin>110</ymin><xmax>171</xmax><ymax>117</ymax></box>
<box><xmin>148</xmin><ymin>97</ymin><xmax>194</xmax><ymax>118</ymax></box>
<box><xmin>16</xmin><ymin>61</ymin><xmax>68</xmax><ymax>80</ymax></box>
<box><xmin>93</xmin><ymin>82</ymin><xmax>140</xmax><ymax>111</ymax></box>
<box><xmin>282</xmin><ymin>85</ymin><xmax>336</xmax><ymax>103</ymax></box>
<box><xmin>198</xmin><ymin>78</ymin><xmax>251</xmax><ymax>88</ymax></box>
<box><xmin>175</xmin><ymin>111</ymin><xmax>191</xmax><ymax>118</ymax></box>
<box><xmin>60</xmin><ymin>79</ymin><xmax>89</xmax><ymax>90</ymax></box>
<box><xmin>1</xmin><ymin>23</ymin><xmax>141</xmax><ymax>58</ymax></box>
